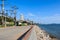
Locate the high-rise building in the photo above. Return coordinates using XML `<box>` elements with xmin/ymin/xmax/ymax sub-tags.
<box><xmin>20</xmin><ymin>14</ymin><xmax>24</xmax><ymax>21</ymax></box>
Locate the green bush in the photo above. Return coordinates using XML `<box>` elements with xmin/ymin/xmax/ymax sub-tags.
<box><xmin>0</xmin><ymin>25</ymin><xmax>5</xmax><ymax>28</ymax></box>
<box><xmin>7</xmin><ymin>22</ymin><xmax>14</xmax><ymax>26</ymax></box>
<box><xmin>21</xmin><ymin>23</ymin><xmax>27</xmax><ymax>26</ymax></box>
<box><xmin>7</xmin><ymin>24</ymin><xmax>14</xmax><ymax>26</ymax></box>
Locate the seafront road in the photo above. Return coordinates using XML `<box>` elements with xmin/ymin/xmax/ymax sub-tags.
<box><xmin>0</xmin><ymin>26</ymin><xmax>31</xmax><ymax>40</ymax></box>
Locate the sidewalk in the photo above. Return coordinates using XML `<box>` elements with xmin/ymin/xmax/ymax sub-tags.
<box><xmin>0</xmin><ymin>26</ymin><xmax>31</xmax><ymax>40</ymax></box>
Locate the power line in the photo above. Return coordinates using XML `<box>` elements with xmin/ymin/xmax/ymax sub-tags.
<box><xmin>11</xmin><ymin>6</ymin><xmax>18</xmax><ymax>26</ymax></box>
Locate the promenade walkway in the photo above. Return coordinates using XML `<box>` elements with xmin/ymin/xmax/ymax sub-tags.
<box><xmin>0</xmin><ymin>26</ymin><xmax>31</xmax><ymax>40</ymax></box>
<box><xmin>28</xmin><ymin>26</ymin><xmax>37</xmax><ymax>40</ymax></box>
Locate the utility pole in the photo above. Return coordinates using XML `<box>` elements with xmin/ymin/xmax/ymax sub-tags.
<box><xmin>9</xmin><ymin>9</ymin><xmax>13</xmax><ymax>18</ymax></box>
<box><xmin>11</xmin><ymin>6</ymin><xmax>18</xmax><ymax>26</ymax></box>
<box><xmin>1</xmin><ymin>0</ymin><xmax>5</xmax><ymax>27</ymax></box>
<box><xmin>5</xmin><ymin>10</ymin><xmax>8</xmax><ymax>27</ymax></box>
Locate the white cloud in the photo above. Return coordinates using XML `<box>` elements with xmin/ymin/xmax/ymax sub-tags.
<box><xmin>25</xmin><ymin>13</ymin><xmax>60</xmax><ymax>24</ymax></box>
<box><xmin>39</xmin><ymin>14</ymin><xmax>60</xmax><ymax>24</ymax></box>
<box><xmin>28</xmin><ymin>13</ymin><xmax>35</xmax><ymax>17</ymax></box>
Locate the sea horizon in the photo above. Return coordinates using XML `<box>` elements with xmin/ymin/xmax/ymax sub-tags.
<box><xmin>37</xmin><ymin>24</ymin><xmax>60</xmax><ymax>39</ymax></box>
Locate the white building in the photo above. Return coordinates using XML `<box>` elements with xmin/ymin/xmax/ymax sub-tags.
<box><xmin>20</xmin><ymin>14</ymin><xmax>24</xmax><ymax>21</ymax></box>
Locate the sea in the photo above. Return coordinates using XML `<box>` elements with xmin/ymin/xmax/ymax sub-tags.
<box><xmin>37</xmin><ymin>24</ymin><xmax>60</xmax><ymax>39</ymax></box>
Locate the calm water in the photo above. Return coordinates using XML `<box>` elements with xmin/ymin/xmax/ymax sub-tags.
<box><xmin>38</xmin><ymin>24</ymin><xmax>60</xmax><ymax>39</ymax></box>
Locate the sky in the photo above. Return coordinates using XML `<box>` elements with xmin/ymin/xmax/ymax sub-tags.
<box><xmin>0</xmin><ymin>0</ymin><xmax>60</xmax><ymax>24</ymax></box>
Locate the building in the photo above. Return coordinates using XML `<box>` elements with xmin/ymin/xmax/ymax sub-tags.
<box><xmin>20</xmin><ymin>14</ymin><xmax>24</xmax><ymax>21</ymax></box>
